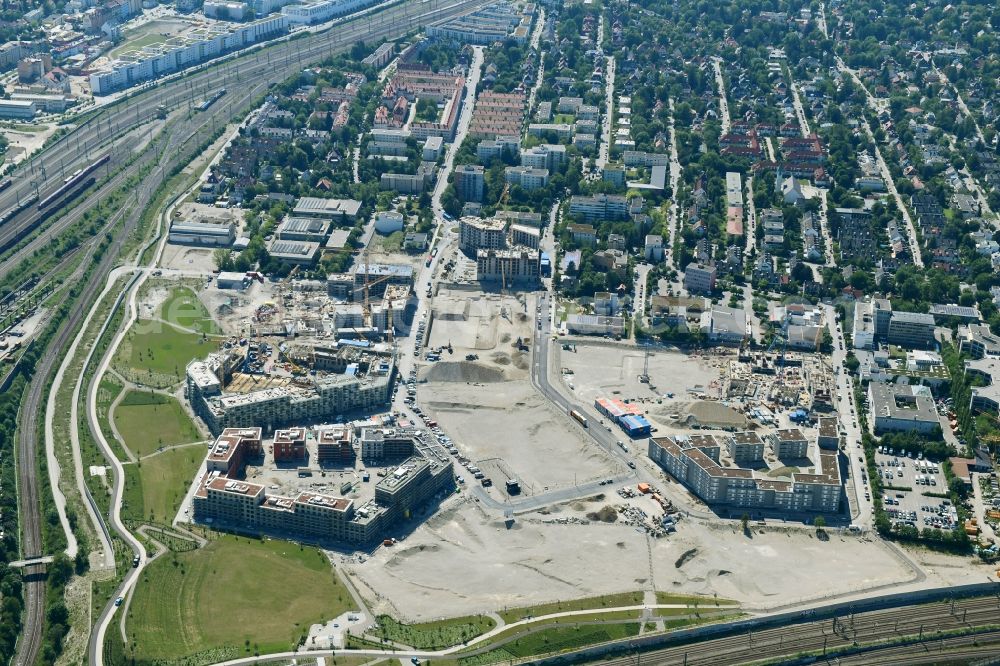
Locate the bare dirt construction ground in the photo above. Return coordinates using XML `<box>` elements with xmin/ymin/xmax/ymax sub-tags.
<box><xmin>421</xmin><ymin>380</ymin><xmax>617</xmax><ymax>493</ymax></box>
<box><xmin>561</xmin><ymin>345</ymin><xmax>742</xmax><ymax>431</ymax></box>
<box><xmin>159</xmin><ymin>244</ymin><xmax>217</xmax><ymax>273</ymax></box>
<box><xmin>427</xmin><ymin>291</ymin><xmax>536</xmax><ymax>360</ymax></box>
<box><xmin>346</xmin><ymin>496</ymin><xmax>918</xmax><ymax>621</ymax></box>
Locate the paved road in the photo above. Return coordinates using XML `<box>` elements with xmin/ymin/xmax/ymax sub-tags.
<box><xmin>665</xmin><ymin>98</ymin><xmax>682</xmax><ymax>269</ymax></box>
<box><xmin>530</xmin><ymin>294</ymin><xmax>641</xmax><ymax>473</ymax></box>
<box><xmin>87</xmin><ymin>266</ymin><xmax>155</xmax><ymax>666</ymax></box>
<box><xmin>835</xmin><ymin>57</ymin><xmax>924</xmax><ymax>267</ymax></box>
<box><xmin>595</xmin><ymin>54</ymin><xmax>616</xmax><ymax>171</ymax></box>
<box><xmin>823</xmin><ymin>303</ymin><xmax>872</xmax><ymax>528</ymax></box>
<box><xmin>789</xmin><ymin>77</ymin><xmax>812</xmax><ymax>136</ymax></box>
<box><xmin>712</xmin><ymin>58</ymin><xmax>731</xmax><ymax>134</ymax></box>
<box><xmin>431</xmin><ymin>45</ymin><xmax>484</xmax><ymax>220</ymax></box>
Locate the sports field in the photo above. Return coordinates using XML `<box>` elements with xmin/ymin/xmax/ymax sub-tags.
<box><xmin>126</xmin><ymin>535</ymin><xmax>354</xmax><ymax>662</ymax></box>
<box><xmin>113</xmin><ymin>390</ymin><xmax>201</xmax><ymax>458</ymax></box>
<box><xmin>115</xmin><ymin>320</ymin><xmax>217</xmax><ymax>387</ymax></box>
<box><xmin>122</xmin><ymin>445</ymin><xmax>203</xmax><ymax>525</ymax></box>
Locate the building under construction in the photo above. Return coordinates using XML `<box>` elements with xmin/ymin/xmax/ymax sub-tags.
<box><xmin>186</xmin><ymin>342</ymin><xmax>396</xmax><ymax>435</ymax></box>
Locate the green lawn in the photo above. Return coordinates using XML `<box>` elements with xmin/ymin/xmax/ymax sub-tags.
<box><xmin>498</xmin><ymin>591</ymin><xmax>645</xmax><ymax>623</ymax></box>
<box><xmin>160</xmin><ymin>286</ymin><xmax>220</xmax><ymax>334</ymax></box>
<box><xmin>122</xmin><ymin>445</ymin><xmax>203</xmax><ymax>525</ymax></box>
<box><xmin>116</xmin><ymin>320</ymin><xmax>218</xmax><ymax>387</ymax></box>
<box><xmin>378</xmin><ymin>230</ymin><xmax>405</xmax><ymax>252</ymax></box>
<box><xmin>654</xmin><ymin>592</ymin><xmax>736</xmax><ymax>607</ymax></box>
<box><xmin>114</xmin><ymin>390</ymin><xmax>201</xmax><ymax>458</ymax></box>
<box><xmin>460</xmin><ymin>623</ymin><xmax>641</xmax><ymax>666</ymax></box>
<box><xmin>374</xmin><ymin>614</ymin><xmax>496</xmax><ymax>649</ymax></box>
<box><xmin>96</xmin><ymin>375</ymin><xmax>125</xmax><ymax>452</ymax></box>
<box><xmin>125</xmin><ymin>535</ymin><xmax>354</xmax><ymax>663</ymax></box>
<box><xmin>110</xmin><ymin>33</ymin><xmax>167</xmax><ymax>58</ymax></box>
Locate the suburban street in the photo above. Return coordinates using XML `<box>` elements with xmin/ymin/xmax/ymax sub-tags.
<box><xmin>595</xmin><ymin>55</ymin><xmax>616</xmax><ymax>171</ymax></box>
<box><xmin>823</xmin><ymin>303</ymin><xmax>872</xmax><ymax>529</ymax></box>
<box><xmin>431</xmin><ymin>46</ymin><xmax>485</xmax><ymax>221</ymax></box>
<box><xmin>712</xmin><ymin>58</ymin><xmax>731</xmax><ymax>133</ymax></box>
<box><xmin>744</xmin><ymin>175</ymin><xmax>757</xmax><ymax>260</ymax></box>
<box><xmin>666</xmin><ymin>98</ymin><xmax>682</xmax><ymax>269</ymax></box>
<box><xmin>835</xmin><ymin>56</ymin><xmax>924</xmax><ymax>267</ymax></box>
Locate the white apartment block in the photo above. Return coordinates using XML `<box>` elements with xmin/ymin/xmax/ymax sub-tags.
<box><xmin>90</xmin><ymin>15</ymin><xmax>287</xmax><ymax>94</ymax></box>
<box><xmin>504</xmin><ymin>166</ymin><xmax>548</xmax><ymax>191</ymax></box>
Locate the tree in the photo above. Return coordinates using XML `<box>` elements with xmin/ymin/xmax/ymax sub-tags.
<box><xmin>740</xmin><ymin>513</ymin><xmax>750</xmax><ymax>534</ymax></box>
<box><xmin>813</xmin><ymin>516</ymin><xmax>826</xmax><ymax>531</ymax></box>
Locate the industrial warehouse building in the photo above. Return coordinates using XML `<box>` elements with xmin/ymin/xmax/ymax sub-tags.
<box><xmin>168</xmin><ymin>219</ymin><xmax>236</xmax><ymax>247</ymax></box>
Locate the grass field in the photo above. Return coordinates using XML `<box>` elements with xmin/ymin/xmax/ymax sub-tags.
<box><xmin>122</xmin><ymin>445</ymin><xmax>203</xmax><ymax>524</ymax></box>
<box><xmin>96</xmin><ymin>375</ymin><xmax>127</xmax><ymax>458</ymax></box>
<box><xmin>160</xmin><ymin>286</ymin><xmax>220</xmax><ymax>334</ymax></box>
<box><xmin>110</xmin><ymin>33</ymin><xmax>167</xmax><ymax>58</ymax></box>
<box><xmin>654</xmin><ymin>592</ymin><xmax>736</xmax><ymax>607</ymax></box>
<box><xmin>113</xmin><ymin>390</ymin><xmax>201</xmax><ymax>458</ymax></box>
<box><xmin>126</xmin><ymin>535</ymin><xmax>354</xmax><ymax>663</ymax></box>
<box><xmin>459</xmin><ymin>623</ymin><xmax>641</xmax><ymax>666</ymax></box>
<box><xmin>116</xmin><ymin>320</ymin><xmax>217</xmax><ymax>387</ymax></box>
<box><xmin>498</xmin><ymin>591</ymin><xmax>645</xmax><ymax>623</ymax></box>
<box><xmin>374</xmin><ymin>614</ymin><xmax>496</xmax><ymax>649</ymax></box>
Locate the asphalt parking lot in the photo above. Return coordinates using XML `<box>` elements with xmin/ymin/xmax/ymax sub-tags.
<box><xmin>874</xmin><ymin>447</ymin><xmax>956</xmax><ymax>530</ymax></box>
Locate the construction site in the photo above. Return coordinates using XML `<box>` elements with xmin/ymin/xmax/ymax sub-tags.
<box><xmin>409</xmin><ymin>288</ymin><xmax>624</xmax><ymax>494</ymax></box>
<box><xmin>342</xmin><ymin>487</ymin><xmax>974</xmax><ymax>623</ymax></box>
<box><xmin>560</xmin><ymin>344</ymin><xmax>837</xmax><ymax>433</ymax></box>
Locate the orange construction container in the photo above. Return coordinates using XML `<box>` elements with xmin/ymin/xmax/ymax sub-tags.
<box><xmin>637</xmin><ymin>483</ymin><xmax>651</xmax><ymax>494</ymax></box>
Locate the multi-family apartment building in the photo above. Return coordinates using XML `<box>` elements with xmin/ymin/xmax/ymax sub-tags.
<box><xmin>520</xmin><ymin>144</ymin><xmax>567</xmax><ymax>171</ymax></box>
<box><xmin>90</xmin><ymin>15</ymin><xmax>287</xmax><ymax>94</ymax></box>
<box><xmin>477</xmin><ymin>134</ymin><xmax>520</xmax><ymax>162</ymax></box>
<box><xmin>768</xmin><ymin>429</ymin><xmax>809</xmax><ymax>459</ymax></box>
<box><xmin>186</xmin><ymin>347</ymin><xmax>394</xmax><ymax>435</ymax></box>
<box><xmin>683</xmin><ymin>262</ymin><xmax>716</xmax><ymax>295</ymax></box>
<box><xmin>727</xmin><ymin>432</ymin><xmax>764</xmax><ymax>464</ymax></box>
<box><xmin>476</xmin><ymin>248</ymin><xmax>540</xmax><ymax>285</ymax></box>
<box><xmin>454</xmin><ymin>164</ymin><xmax>485</xmax><ymax>202</ymax></box>
<box><xmin>193</xmin><ymin>428</ymin><xmax>452</xmax><ymax>544</ymax></box>
<box><xmin>568</xmin><ymin>194</ymin><xmax>629</xmax><ymax>223</ymax></box>
<box><xmin>648</xmin><ymin>435</ymin><xmax>841</xmax><ymax>513</ymax></box>
<box><xmin>504</xmin><ymin>166</ymin><xmax>549</xmax><ymax>190</ymax></box>
<box><xmin>459</xmin><ymin>216</ymin><xmax>507</xmax><ymax>253</ymax></box>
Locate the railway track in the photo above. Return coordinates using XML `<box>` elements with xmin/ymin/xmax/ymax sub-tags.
<box><xmin>9</xmin><ymin>3</ymin><xmax>491</xmax><ymax>664</ymax></box>
<box><xmin>0</xmin><ymin>0</ymin><xmax>485</xmax><ymax>255</ymax></box>
<box><xmin>564</xmin><ymin>596</ymin><xmax>1000</xmax><ymax>666</ymax></box>
<box><xmin>10</xmin><ymin>41</ymin><xmax>288</xmax><ymax>666</ymax></box>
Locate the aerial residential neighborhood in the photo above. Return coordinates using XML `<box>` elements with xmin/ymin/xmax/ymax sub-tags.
<box><xmin>2</xmin><ymin>0</ymin><xmax>1000</xmax><ymax>665</ymax></box>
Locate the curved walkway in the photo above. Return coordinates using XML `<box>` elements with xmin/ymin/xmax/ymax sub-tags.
<box><xmin>205</xmin><ymin>603</ymin><xmax>737</xmax><ymax>666</ymax></box>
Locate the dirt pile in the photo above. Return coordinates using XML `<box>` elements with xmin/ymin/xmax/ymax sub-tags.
<box><xmin>421</xmin><ymin>361</ymin><xmax>506</xmax><ymax>383</ymax></box>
